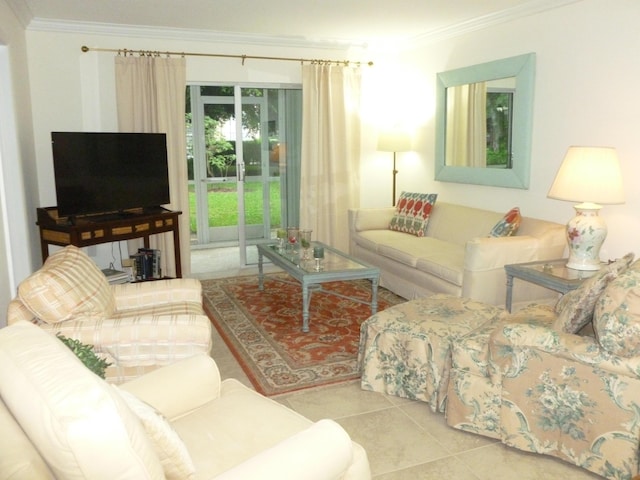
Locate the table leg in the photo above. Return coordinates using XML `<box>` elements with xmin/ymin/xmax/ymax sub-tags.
<box><xmin>505</xmin><ymin>273</ymin><xmax>514</xmax><ymax>313</ymax></box>
<box><xmin>371</xmin><ymin>277</ymin><xmax>379</xmax><ymax>315</ymax></box>
<box><xmin>258</xmin><ymin>250</ymin><xmax>264</xmax><ymax>291</ymax></box>
<box><xmin>302</xmin><ymin>284</ymin><xmax>311</xmax><ymax>333</ymax></box>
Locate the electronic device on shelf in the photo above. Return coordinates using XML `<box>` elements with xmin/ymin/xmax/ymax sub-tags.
<box><xmin>51</xmin><ymin>131</ymin><xmax>171</xmax><ymax>220</ymax></box>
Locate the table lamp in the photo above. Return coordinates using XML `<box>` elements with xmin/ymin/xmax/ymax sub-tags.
<box><xmin>377</xmin><ymin>130</ymin><xmax>412</xmax><ymax>206</ymax></box>
<box><xmin>547</xmin><ymin>146</ymin><xmax>624</xmax><ymax>270</ymax></box>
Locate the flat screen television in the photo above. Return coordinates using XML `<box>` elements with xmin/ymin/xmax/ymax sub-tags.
<box><xmin>51</xmin><ymin>132</ymin><xmax>171</xmax><ymax>218</ymax></box>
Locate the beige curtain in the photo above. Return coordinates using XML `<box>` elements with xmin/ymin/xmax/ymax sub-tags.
<box><xmin>445</xmin><ymin>82</ymin><xmax>487</xmax><ymax>167</ymax></box>
<box><xmin>114</xmin><ymin>56</ymin><xmax>189</xmax><ymax>277</ymax></box>
<box><xmin>300</xmin><ymin>64</ymin><xmax>361</xmax><ymax>252</ymax></box>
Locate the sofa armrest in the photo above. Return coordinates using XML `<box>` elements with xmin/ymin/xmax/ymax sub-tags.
<box><xmin>214</xmin><ymin>419</ymin><xmax>354</xmax><ymax>480</ymax></box>
<box><xmin>463</xmin><ymin>236</ymin><xmax>561</xmax><ymax>305</ymax></box>
<box><xmin>39</xmin><ymin>314</ymin><xmax>212</xmax><ymax>365</ymax></box>
<box><xmin>489</xmin><ymin>322</ymin><xmax>608</xmax><ymax>375</ymax></box>
<box><xmin>348</xmin><ymin>207</ymin><xmax>396</xmax><ymax>233</ymax></box>
<box><xmin>119</xmin><ymin>354</ymin><xmax>222</xmax><ymax>420</ymax></box>
<box><xmin>491</xmin><ymin>321</ymin><xmax>640</xmax><ymax>380</ymax></box>
<box><xmin>464</xmin><ymin>236</ymin><xmax>544</xmax><ymax>272</ymax></box>
<box><xmin>7</xmin><ymin>299</ymin><xmax>36</xmax><ymax>325</ymax></box>
<box><xmin>112</xmin><ymin>278</ymin><xmax>203</xmax><ymax>312</ymax></box>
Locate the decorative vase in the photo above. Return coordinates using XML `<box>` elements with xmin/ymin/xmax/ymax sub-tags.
<box><xmin>300</xmin><ymin>230</ymin><xmax>312</xmax><ymax>260</ymax></box>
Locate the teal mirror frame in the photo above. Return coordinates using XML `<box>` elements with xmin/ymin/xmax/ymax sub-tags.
<box><xmin>434</xmin><ymin>53</ymin><xmax>536</xmax><ymax>189</ymax></box>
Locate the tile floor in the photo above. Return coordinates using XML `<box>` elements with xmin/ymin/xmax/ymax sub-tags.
<box><xmin>193</xmin><ymin>246</ymin><xmax>604</xmax><ymax>479</ymax></box>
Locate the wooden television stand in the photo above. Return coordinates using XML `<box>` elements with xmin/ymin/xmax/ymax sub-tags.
<box><xmin>37</xmin><ymin>207</ymin><xmax>182</xmax><ymax>278</ymax></box>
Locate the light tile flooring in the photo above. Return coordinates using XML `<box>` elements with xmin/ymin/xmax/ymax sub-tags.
<box><xmin>193</xmin><ymin>246</ymin><xmax>604</xmax><ymax>479</ymax></box>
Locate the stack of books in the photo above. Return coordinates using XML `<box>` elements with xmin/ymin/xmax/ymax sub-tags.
<box><xmin>101</xmin><ymin>268</ymin><xmax>130</xmax><ymax>285</ymax></box>
<box><xmin>131</xmin><ymin>248</ymin><xmax>162</xmax><ymax>281</ymax></box>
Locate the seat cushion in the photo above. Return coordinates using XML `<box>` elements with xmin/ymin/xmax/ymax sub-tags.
<box><xmin>17</xmin><ymin>245</ymin><xmax>115</xmax><ymax>324</ymax></box>
<box><xmin>172</xmin><ymin>378</ymin><xmax>313</xmax><ymax>478</ymax></box>
<box><xmin>0</xmin><ymin>321</ymin><xmax>164</xmax><ymax>479</ymax></box>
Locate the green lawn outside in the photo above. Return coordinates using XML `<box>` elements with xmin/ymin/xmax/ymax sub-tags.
<box><xmin>188</xmin><ymin>180</ymin><xmax>281</xmax><ymax>233</ymax></box>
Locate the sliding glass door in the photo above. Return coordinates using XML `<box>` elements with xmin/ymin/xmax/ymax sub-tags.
<box><xmin>187</xmin><ymin>84</ymin><xmax>301</xmax><ymax>268</ymax></box>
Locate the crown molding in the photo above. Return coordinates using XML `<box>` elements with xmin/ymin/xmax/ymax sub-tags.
<box><xmin>411</xmin><ymin>0</ymin><xmax>583</xmax><ymax>45</ymax></box>
<box><xmin>26</xmin><ymin>18</ymin><xmax>367</xmax><ymax>51</ymax></box>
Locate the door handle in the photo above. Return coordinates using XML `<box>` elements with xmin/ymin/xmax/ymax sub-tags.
<box><xmin>237</xmin><ymin>163</ymin><xmax>246</xmax><ymax>182</ymax></box>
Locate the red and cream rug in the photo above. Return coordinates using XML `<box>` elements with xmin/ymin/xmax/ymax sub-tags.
<box><xmin>202</xmin><ymin>273</ymin><xmax>405</xmax><ymax>396</ymax></box>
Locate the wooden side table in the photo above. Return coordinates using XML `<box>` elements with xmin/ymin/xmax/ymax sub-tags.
<box><xmin>37</xmin><ymin>207</ymin><xmax>183</xmax><ymax>278</ymax></box>
<box><xmin>504</xmin><ymin>259</ymin><xmax>600</xmax><ymax>312</ymax></box>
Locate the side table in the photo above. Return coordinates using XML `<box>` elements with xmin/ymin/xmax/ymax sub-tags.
<box><xmin>504</xmin><ymin>259</ymin><xmax>600</xmax><ymax>312</ymax></box>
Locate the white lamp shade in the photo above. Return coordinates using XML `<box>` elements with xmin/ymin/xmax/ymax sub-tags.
<box><xmin>548</xmin><ymin>146</ymin><xmax>624</xmax><ymax>205</ymax></box>
<box><xmin>377</xmin><ymin>131</ymin><xmax>412</xmax><ymax>152</ymax></box>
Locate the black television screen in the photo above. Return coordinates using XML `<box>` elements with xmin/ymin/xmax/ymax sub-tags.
<box><xmin>51</xmin><ymin>132</ymin><xmax>170</xmax><ymax>217</ymax></box>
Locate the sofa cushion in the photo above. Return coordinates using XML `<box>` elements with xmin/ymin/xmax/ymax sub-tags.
<box><xmin>553</xmin><ymin>253</ymin><xmax>634</xmax><ymax>333</ymax></box>
<box><xmin>415</xmin><ymin>243</ymin><xmax>465</xmax><ymax>285</ymax></box>
<box><xmin>488</xmin><ymin>207</ymin><xmax>521</xmax><ymax>237</ymax></box>
<box><xmin>116</xmin><ymin>387</ymin><xmax>195</xmax><ymax>479</ymax></box>
<box><xmin>593</xmin><ymin>259</ymin><xmax>640</xmax><ymax>357</ymax></box>
<box><xmin>172</xmin><ymin>378</ymin><xmax>314</xmax><ymax>476</ymax></box>
<box><xmin>17</xmin><ymin>245</ymin><xmax>115</xmax><ymax>324</ymax></box>
<box><xmin>0</xmin><ymin>321</ymin><xmax>164</xmax><ymax>479</ymax></box>
<box><xmin>389</xmin><ymin>192</ymin><xmax>437</xmax><ymax>237</ymax></box>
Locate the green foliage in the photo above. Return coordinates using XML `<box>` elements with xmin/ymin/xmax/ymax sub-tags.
<box><xmin>188</xmin><ymin>180</ymin><xmax>281</xmax><ymax>233</ymax></box>
<box><xmin>56</xmin><ymin>334</ymin><xmax>111</xmax><ymax>379</ymax></box>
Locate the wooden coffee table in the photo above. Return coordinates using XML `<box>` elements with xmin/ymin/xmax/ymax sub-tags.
<box><xmin>257</xmin><ymin>241</ymin><xmax>380</xmax><ymax>332</ymax></box>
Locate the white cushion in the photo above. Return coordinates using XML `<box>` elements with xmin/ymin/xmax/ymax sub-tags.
<box><xmin>17</xmin><ymin>245</ymin><xmax>115</xmax><ymax>324</ymax></box>
<box><xmin>115</xmin><ymin>387</ymin><xmax>196</xmax><ymax>479</ymax></box>
<box><xmin>0</xmin><ymin>321</ymin><xmax>164</xmax><ymax>479</ymax></box>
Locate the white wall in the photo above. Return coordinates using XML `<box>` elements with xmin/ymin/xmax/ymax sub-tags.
<box><xmin>0</xmin><ymin>0</ymin><xmax>37</xmax><ymax>326</ymax></box>
<box><xmin>359</xmin><ymin>0</ymin><xmax>640</xmax><ymax>261</ymax></box>
<box><xmin>22</xmin><ymin>0</ymin><xmax>640</xmax><ymax>280</ymax></box>
<box><xmin>25</xmin><ymin>29</ymin><xmax>357</xmax><ymax>269</ymax></box>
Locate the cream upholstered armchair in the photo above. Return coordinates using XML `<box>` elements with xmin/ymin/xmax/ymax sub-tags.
<box><xmin>7</xmin><ymin>245</ymin><xmax>212</xmax><ymax>383</ymax></box>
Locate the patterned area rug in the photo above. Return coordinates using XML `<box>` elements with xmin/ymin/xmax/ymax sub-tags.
<box><xmin>202</xmin><ymin>273</ymin><xmax>405</xmax><ymax>396</ymax></box>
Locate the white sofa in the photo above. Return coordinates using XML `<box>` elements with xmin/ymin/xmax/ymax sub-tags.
<box><xmin>0</xmin><ymin>321</ymin><xmax>371</xmax><ymax>480</ymax></box>
<box><xmin>349</xmin><ymin>202</ymin><xmax>566</xmax><ymax>305</ymax></box>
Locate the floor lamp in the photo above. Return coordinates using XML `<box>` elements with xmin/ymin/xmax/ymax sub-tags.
<box><xmin>547</xmin><ymin>146</ymin><xmax>624</xmax><ymax>270</ymax></box>
<box><xmin>377</xmin><ymin>131</ymin><xmax>412</xmax><ymax>206</ymax></box>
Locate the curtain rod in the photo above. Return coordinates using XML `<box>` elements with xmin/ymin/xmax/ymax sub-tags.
<box><xmin>80</xmin><ymin>45</ymin><xmax>373</xmax><ymax>67</ymax></box>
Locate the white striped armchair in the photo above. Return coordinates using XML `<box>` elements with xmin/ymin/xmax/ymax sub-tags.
<box><xmin>8</xmin><ymin>245</ymin><xmax>212</xmax><ymax>383</ymax></box>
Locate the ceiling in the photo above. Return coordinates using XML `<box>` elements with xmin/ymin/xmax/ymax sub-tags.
<box><xmin>7</xmin><ymin>0</ymin><xmax>580</xmax><ymax>48</ymax></box>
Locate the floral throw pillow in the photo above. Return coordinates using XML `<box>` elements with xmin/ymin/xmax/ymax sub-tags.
<box><xmin>389</xmin><ymin>192</ymin><xmax>437</xmax><ymax>237</ymax></box>
<box><xmin>552</xmin><ymin>252</ymin><xmax>634</xmax><ymax>333</ymax></box>
<box><xmin>594</xmin><ymin>258</ymin><xmax>640</xmax><ymax>357</ymax></box>
<box><xmin>489</xmin><ymin>207</ymin><xmax>521</xmax><ymax>237</ymax></box>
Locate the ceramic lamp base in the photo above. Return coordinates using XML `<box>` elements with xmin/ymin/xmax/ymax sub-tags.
<box><xmin>565</xmin><ymin>203</ymin><xmax>606</xmax><ymax>271</ymax></box>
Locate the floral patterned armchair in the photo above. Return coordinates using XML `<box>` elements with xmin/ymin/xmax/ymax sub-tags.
<box><xmin>491</xmin><ymin>320</ymin><xmax>640</xmax><ymax>480</ymax></box>
<box><xmin>446</xmin><ymin>252</ymin><xmax>640</xmax><ymax>480</ymax></box>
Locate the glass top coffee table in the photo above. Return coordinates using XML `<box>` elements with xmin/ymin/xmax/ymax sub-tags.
<box><xmin>257</xmin><ymin>241</ymin><xmax>380</xmax><ymax>332</ymax></box>
<box><xmin>504</xmin><ymin>258</ymin><xmax>601</xmax><ymax>312</ymax></box>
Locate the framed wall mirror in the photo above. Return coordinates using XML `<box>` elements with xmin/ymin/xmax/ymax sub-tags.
<box><xmin>434</xmin><ymin>53</ymin><xmax>535</xmax><ymax>189</ymax></box>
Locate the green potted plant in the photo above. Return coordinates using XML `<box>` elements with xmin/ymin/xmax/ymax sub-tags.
<box><xmin>56</xmin><ymin>334</ymin><xmax>112</xmax><ymax>379</ymax></box>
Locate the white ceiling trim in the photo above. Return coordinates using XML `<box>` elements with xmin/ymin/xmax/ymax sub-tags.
<box><xmin>412</xmin><ymin>0</ymin><xmax>583</xmax><ymax>45</ymax></box>
<box><xmin>25</xmin><ymin>19</ymin><xmax>367</xmax><ymax>51</ymax></box>
<box><xmin>18</xmin><ymin>0</ymin><xmax>583</xmax><ymax>52</ymax></box>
